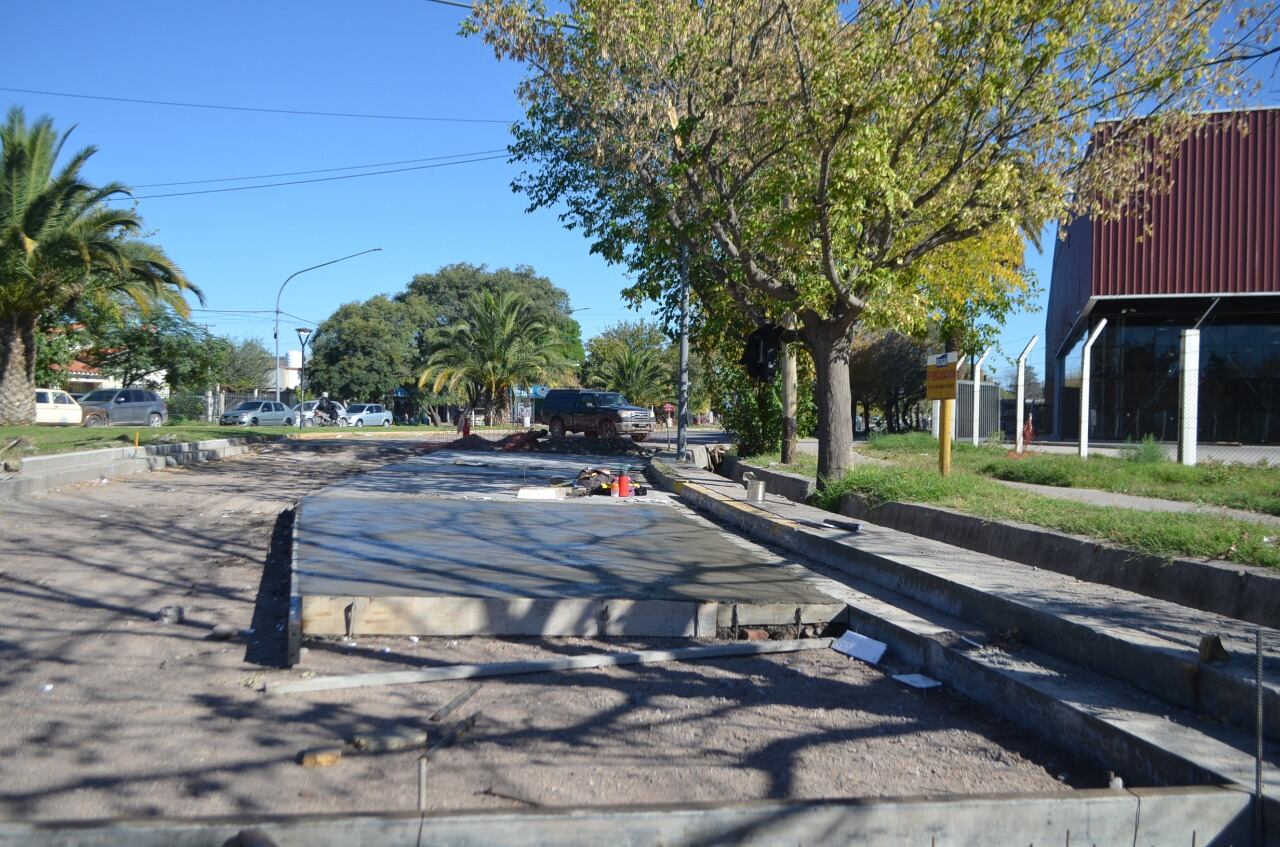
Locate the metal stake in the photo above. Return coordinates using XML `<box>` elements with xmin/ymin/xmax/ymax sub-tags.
<box><xmin>418</xmin><ymin>755</ymin><xmax>428</xmax><ymax>812</ymax></box>
<box><xmin>1257</xmin><ymin>629</ymin><xmax>1264</xmax><ymax>845</ymax></box>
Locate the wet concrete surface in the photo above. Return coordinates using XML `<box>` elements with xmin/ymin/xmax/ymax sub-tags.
<box><xmin>295</xmin><ymin>450</ymin><xmax>842</xmax><ymax>635</ymax></box>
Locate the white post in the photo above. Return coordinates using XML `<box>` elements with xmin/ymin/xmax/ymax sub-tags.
<box><xmin>205</xmin><ymin>389</ymin><xmax>214</xmax><ymax>423</ymax></box>
<box><xmin>1178</xmin><ymin>329</ymin><xmax>1200</xmax><ymax>466</ymax></box>
<box><xmin>931</xmin><ymin>400</ymin><xmax>941</xmax><ymax>438</ymax></box>
<box><xmin>1078</xmin><ymin>319</ymin><xmax>1108</xmax><ymax>459</ymax></box>
<box><xmin>1015</xmin><ymin>336</ymin><xmax>1039</xmax><ymax>454</ymax></box>
<box><xmin>951</xmin><ymin>356</ymin><xmax>967</xmax><ymax>441</ymax></box>
<box><xmin>971</xmin><ymin>347</ymin><xmax>991</xmax><ymax>446</ymax></box>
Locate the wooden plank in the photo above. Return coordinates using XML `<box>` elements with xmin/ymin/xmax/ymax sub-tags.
<box><xmin>268</xmin><ymin>638</ymin><xmax>834</xmax><ymax>695</ymax></box>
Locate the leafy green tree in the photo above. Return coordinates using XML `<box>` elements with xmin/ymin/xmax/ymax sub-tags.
<box><xmin>33</xmin><ymin>323</ymin><xmax>78</xmax><ymax>389</ymax></box>
<box><xmin>0</xmin><ymin>107</ymin><xmax>202</xmax><ymax>423</ymax></box>
<box><xmin>83</xmin><ymin>307</ymin><xmax>217</xmax><ymax>390</ymax></box>
<box><xmin>217</xmin><ymin>339</ymin><xmax>274</xmax><ymax>392</ymax></box>
<box><xmin>308</xmin><ymin>295</ymin><xmax>435</xmax><ymax>404</ymax></box>
<box><xmin>419</xmin><ymin>289</ymin><xmax>574</xmax><ymax>424</ymax></box>
<box><xmin>401</xmin><ymin>263</ymin><xmax>584</xmax><ymax>362</ymax></box>
<box><xmin>470</xmin><ymin>0</ymin><xmax>1272</xmax><ymax>484</ymax></box>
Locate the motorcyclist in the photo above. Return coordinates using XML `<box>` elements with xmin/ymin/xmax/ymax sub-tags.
<box><xmin>315</xmin><ymin>392</ymin><xmax>338</xmax><ymax>424</ymax></box>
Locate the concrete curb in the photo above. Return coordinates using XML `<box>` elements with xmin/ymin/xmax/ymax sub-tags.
<box><xmin>721</xmin><ymin>456</ymin><xmax>1280</xmax><ymax>628</ymax></box>
<box><xmin>0</xmin><ymin>435</ymin><xmax>284</xmax><ymax>500</ymax></box>
<box><xmin>719</xmin><ymin>455</ymin><xmax>816</xmax><ymax>502</ymax></box>
<box><xmin>838</xmin><ymin>494</ymin><xmax>1280</xmax><ymax>629</ymax></box>
<box><xmin>0</xmin><ymin>787</ymin><xmax>1253</xmax><ymax>846</ymax></box>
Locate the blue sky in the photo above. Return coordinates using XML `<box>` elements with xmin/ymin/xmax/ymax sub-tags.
<box><xmin>7</xmin><ymin>1</ymin><xmax>1066</xmax><ymax>378</ymax></box>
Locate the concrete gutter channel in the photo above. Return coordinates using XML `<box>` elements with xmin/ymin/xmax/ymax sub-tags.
<box><xmin>648</xmin><ymin>459</ymin><xmax>1279</xmax><ymax>840</ymax></box>
<box><xmin>0</xmin><ymin>435</ymin><xmax>282</xmax><ymax>499</ymax></box>
<box><xmin>0</xmin><ymin>787</ymin><xmax>1254</xmax><ymax>846</ymax></box>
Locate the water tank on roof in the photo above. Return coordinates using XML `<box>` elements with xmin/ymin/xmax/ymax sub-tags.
<box><xmin>285</xmin><ymin>350</ymin><xmax>303</xmax><ymax>369</ymax></box>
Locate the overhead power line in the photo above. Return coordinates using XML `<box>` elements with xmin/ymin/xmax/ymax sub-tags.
<box><xmin>115</xmin><ymin>153</ymin><xmax>509</xmax><ymax>199</ymax></box>
<box><xmin>134</xmin><ymin>148</ymin><xmax>509</xmax><ymax>188</ymax></box>
<box><xmin>0</xmin><ymin>85</ymin><xmax>514</xmax><ymax>125</ymax></box>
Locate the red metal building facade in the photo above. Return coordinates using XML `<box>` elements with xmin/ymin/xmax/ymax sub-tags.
<box><xmin>1046</xmin><ymin>108</ymin><xmax>1280</xmax><ymax>442</ymax></box>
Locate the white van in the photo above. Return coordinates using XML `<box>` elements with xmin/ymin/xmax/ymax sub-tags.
<box><xmin>35</xmin><ymin>389</ymin><xmax>82</xmax><ymax>425</ymax></box>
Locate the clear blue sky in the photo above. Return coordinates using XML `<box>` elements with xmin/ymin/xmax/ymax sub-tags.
<box><xmin>3</xmin><ymin>1</ymin><xmax>1072</xmax><ymax>377</ymax></box>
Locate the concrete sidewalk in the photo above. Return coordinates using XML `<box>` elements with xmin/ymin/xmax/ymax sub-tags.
<box><xmin>991</xmin><ymin>478</ymin><xmax>1280</xmax><ymax>528</ymax></box>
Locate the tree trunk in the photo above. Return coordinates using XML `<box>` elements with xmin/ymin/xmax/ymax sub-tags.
<box><xmin>0</xmin><ymin>313</ymin><xmax>38</xmax><ymax>425</ymax></box>
<box><xmin>780</xmin><ymin>337</ymin><xmax>797</xmax><ymax>464</ymax></box>
<box><xmin>804</xmin><ymin>321</ymin><xmax>855</xmax><ymax>486</ymax></box>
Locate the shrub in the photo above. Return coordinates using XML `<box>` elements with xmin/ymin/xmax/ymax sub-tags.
<box><xmin>1121</xmin><ymin>435</ymin><xmax>1167</xmax><ymax>464</ymax></box>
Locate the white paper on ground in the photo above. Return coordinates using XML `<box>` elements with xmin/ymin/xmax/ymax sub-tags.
<box><xmin>831</xmin><ymin>631</ymin><xmax>887</xmax><ymax>665</ymax></box>
<box><xmin>892</xmin><ymin>673</ymin><xmax>942</xmax><ymax>689</ymax></box>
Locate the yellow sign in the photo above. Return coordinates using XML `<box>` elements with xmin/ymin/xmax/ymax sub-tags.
<box><xmin>926</xmin><ymin>362</ymin><xmax>958</xmax><ymax>400</ymax></box>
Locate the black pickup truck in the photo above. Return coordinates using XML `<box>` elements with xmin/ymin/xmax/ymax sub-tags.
<box><xmin>539</xmin><ymin>389</ymin><xmax>654</xmax><ymax>441</ymax></box>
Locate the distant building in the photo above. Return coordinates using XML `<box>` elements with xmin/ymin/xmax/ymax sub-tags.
<box><xmin>1045</xmin><ymin>108</ymin><xmax>1280</xmax><ymax>444</ymax></box>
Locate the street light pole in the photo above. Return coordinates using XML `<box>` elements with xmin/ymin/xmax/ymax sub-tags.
<box><xmin>275</xmin><ymin>248</ymin><xmax>382</xmax><ymax>401</ymax></box>
<box><xmin>295</xmin><ymin>327</ymin><xmax>312</xmax><ymax>431</ymax></box>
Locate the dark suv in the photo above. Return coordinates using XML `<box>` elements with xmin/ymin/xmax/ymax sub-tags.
<box><xmin>79</xmin><ymin>388</ymin><xmax>168</xmax><ymax>427</ymax></box>
<box><xmin>540</xmin><ymin>389</ymin><xmax>653</xmax><ymax>441</ymax></box>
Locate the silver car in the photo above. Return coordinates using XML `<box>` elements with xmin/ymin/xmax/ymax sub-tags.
<box><xmin>292</xmin><ymin>400</ymin><xmax>347</xmax><ymax>427</ymax></box>
<box><xmin>345</xmin><ymin>403</ymin><xmax>393</xmax><ymax>427</ymax></box>
<box><xmin>220</xmin><ymin>400</ymin><xmax>294</xmax><ymax>427</ymax></box>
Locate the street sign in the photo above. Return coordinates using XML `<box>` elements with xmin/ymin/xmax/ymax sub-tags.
<box><xmin>926</xmin><ymin>352</ymin><xmax>959</xmax><ymax>400</ymax></box>
<box><xmin>662</xmin><ymin>403</ymin><xmax>675</xmax><ymax>412</ymax></box>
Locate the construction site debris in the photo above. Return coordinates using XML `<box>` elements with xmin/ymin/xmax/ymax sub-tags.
<box><xmin>516</xmin><ymin>486</ymin><xmax>567</xmax><ymax>500</ymax></box>
<box><xmin>268</xmin><ymin>638</ymin><xmax>834</xmax><ymax>695</ymax></box>
<box><xmin>1198</xmin><ymin>634</ymin><xmax>1230</xmax><ymax>663</ymax></box>
<box><xmin>832</xmin><ymin>631</ymin><xmax>887</xmax><ymax>665</ymax></box>
<box><xmin>430</xmin><ymin>683</ymin><xmax>482</xmax><ymax>723</ymax></box>
<box><xmin>740</xmin><ymin>628</ymin><xmax>770</xmax><ymax>642</ymax></box>
<box><xmin>155</xmin><ymin>605</ymin><xmax>185</xmax><ymax>625</ymax></box>
<box><xmin>351</xmin><ymin>726</ymin><xmax>431</xmax><ymax>753</ymax></box>
<box><xmin>893</xmin><ymin>673</ymin><xmax>943</xmax><ymax>690</ymax></box>
<box><xmin>208</xmin><ymin>624</ymin><xmax>240</xmax><ymax>641</ymax></box>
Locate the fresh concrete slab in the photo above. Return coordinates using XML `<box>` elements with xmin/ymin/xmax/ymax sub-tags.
<box><xmin>295</xmin><ymin>450</ymin><xmax>846</xmax><ymax>639</ymax></box>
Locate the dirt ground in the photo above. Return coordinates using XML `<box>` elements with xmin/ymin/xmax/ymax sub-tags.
<box><xmin>0</xmin><ymin>440</ymin><xmax>1092</xmax><ymax>822</ymax></box>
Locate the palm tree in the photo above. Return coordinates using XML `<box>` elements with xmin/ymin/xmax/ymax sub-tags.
<box><xmin>590</xmin><ymin>346</ymin><xmax>669</xmax><ymax>408</ymax></box>
<box><xmin>0</xmin><ymin>107</ymin><xmax>203</xmax><ymax>425</ymax></box>
<box><xmin>419</xmin><ymin>289</ymin><xmax>573</xmax><ymax>424</ymax></box>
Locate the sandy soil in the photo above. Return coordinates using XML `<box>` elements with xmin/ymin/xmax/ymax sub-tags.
<box><xmin>0</xmin><ymin>440</ymin><xmax>1092</xmax><ymax>821</ymax></box>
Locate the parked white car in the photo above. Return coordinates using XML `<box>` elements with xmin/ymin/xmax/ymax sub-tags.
<box><xmin>35</xmin><ymin>389</ymin><xmax>81</xmax><ymax>426</ymax></box>
<box><xmin>219</xmin><ymin>400</ymin><xmax>294</xmax><ymax>427</ymax></box>
<box><xmin>345</xmin><ymin>403</ymin><xmax>392</xmax><ymax>427</ymax></box>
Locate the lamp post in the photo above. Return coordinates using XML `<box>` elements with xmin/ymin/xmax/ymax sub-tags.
<box><xmin>275</xmin><ymin>248</ymin><xmax>382</xmax><ymax>400</ymax></box>
<box><xmin>295</xmin><ymin>327</ymin><xmax>312</xmax><ymax>431</ymax></box>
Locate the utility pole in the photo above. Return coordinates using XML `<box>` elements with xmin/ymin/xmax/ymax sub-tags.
<box><xmin>676</xmin><ymin>244</ymin><xmax>690</xmax><ymax>460</ymax></box>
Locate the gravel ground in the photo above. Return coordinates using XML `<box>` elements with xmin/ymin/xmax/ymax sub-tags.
<box><xmin>0</xmin><ymin>440</ymin><xmax>1093</xmax><ymax>822</ymax></box>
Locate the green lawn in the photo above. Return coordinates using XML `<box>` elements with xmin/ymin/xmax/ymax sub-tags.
<box><xmin>860</xmin><ymin>433</ymin><xmax>1280</xmax><ymax>517</ymax></box>
<box><xmin>740</xmin><ymin>435</ymin><xmax>1280</xmax><ymax>570</ymax></box>
<box><xmin>0</xmin><ymin>422</ymin><xmax>540</xmax><ymax>456</ymax></box>
<box><xmin>0</xmin><ymin>424</ymin><xmax>290</xmax><ymax>456</ymax></box>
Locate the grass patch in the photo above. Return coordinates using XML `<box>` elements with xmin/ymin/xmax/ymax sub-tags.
<box><xmin>0</xmin><ymin>424</ymin><xmax>297</xmax><ymax>456</ymax></box>
<box><xmin>810</xmin><ymin>464</ymin><xmax>1280</xmax><ymax>570</ymax></box>
<box><xmin>862</xmin><ymin>432</ymin><xmax>1280</xmax><ymax>517</ymax></box>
